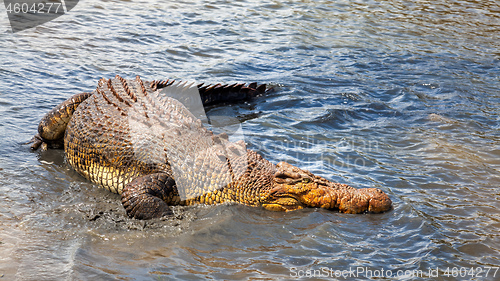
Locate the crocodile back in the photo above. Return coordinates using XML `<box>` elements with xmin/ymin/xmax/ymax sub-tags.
<box><xmin>64</xmin><ymin>75</ymin><xmax>249</xmax><ymax>197</ymax></box>
<box><xmin>65</xmin><ymin>76</ymin><xmax>174</xmax><ymax>194</ymax></box>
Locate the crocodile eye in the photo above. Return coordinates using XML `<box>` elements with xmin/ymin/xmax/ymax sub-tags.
<box><xmin>302</xmin><ymin>178</ymin><xmax>311</xmax><ymax>183</ymax></box>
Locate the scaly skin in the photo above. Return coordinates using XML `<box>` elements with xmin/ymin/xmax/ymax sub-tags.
<box><xmin>32</xmin><ymin>75</ymin><xmax>392</xmax><ymax>219</ymax></box>
<box><xmin>31</xmin><ymin>92</ymin><xmax>92</xmax><ymax>150</ymax></box>
<box><xmin>260</xmin><ymin>162</ymin><xmax>391</xmax><ymax>214</ymax></box>
<box><xmin>121</xmin><ymin>151</ymin><xmax>392</xmax><ymax>219</ymax></box>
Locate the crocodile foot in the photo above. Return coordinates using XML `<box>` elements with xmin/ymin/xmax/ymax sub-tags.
<box><xmin>121</xmin><ymin>173</ymin><xmax>180</xmax><ymax>219</ymax></box>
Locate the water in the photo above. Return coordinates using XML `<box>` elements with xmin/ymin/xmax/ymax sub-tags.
<box><xmin>0</xmin><ymin>0</ymin><xmax>499</xmax><ymax>280</ymax></box>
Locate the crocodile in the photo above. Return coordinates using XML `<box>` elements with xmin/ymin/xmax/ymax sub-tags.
<box><xmin>31</xmin><ymin>75</ymin><xmax>392</xmax><ymax>219</ymax></box>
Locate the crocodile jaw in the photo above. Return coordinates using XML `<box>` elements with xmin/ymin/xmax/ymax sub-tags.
<box><xmin>260</xmin><ymin>162</ymin><xmax>392</xmax><ymax>213</ymax></box>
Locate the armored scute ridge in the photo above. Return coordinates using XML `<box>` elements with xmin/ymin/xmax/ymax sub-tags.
<box><xmin>31</xmin><ymin>75</ymin><xmax>391</xmax><ymax>219</ymax></box>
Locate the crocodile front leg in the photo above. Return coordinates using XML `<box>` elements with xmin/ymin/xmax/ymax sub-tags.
<box><xmin>31</xmin><ymin>92</ymin><xmax>92</xmax><ymax>150</ymax></box>
<box><xmin>121</xmin><ymin>173</ymin><xmax>181</xmax><ymax>219</ymax></box>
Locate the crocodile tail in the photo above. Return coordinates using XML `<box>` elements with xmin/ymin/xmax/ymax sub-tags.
<box><xmin>31</xmin><ymin>92</ymin><xmax>93</xmax><ymax>150</ymax></box>
<box><xmin>197</xmin><ymin>82</ymin><xmax>268</xmax><ymax>106</ymax></box>
<box><xmin>150</xmin><ymin>79</ymin><xmax>270</xmax><ymax>106</ymax></box>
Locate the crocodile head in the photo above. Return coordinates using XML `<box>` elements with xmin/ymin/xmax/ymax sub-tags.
<box><xmin>261</xmin><ymin>162</ymin><xmax>392</xmax><ymax>213</ymax></box>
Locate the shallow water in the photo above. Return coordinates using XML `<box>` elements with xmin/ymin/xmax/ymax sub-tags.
<box><xmin>0</xmin><ymin>0</ymin><xmax>499</xmax><ymax>280</ymax></box>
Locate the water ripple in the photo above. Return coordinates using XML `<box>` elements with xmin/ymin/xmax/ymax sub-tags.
<box><xmin>0</xmin><ymin>0</ymin><xmax>499</xmax><ymax>279</ymax></box>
